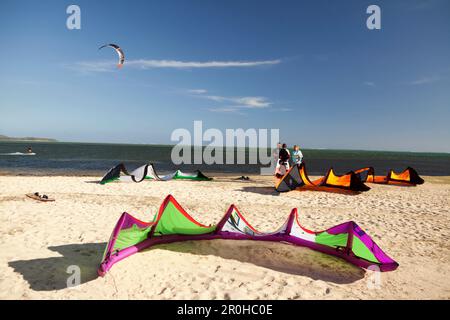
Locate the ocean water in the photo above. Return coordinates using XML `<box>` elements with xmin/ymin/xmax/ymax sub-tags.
<box><xmin>0</xmin><ymin>141</ymin><xmax>449</xmax><ymax>176</ymax></box>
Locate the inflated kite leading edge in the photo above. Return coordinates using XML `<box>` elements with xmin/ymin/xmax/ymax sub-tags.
<box><xmin>99</xmin><ymin>44</ymin><xmax>125</xmax><ymax>68</ymax></box>
<box><xmin>275</xmin><ymin>162</ymin><xmax>424</xmax><ymax>193</ymax></box>
<box><xmin>98</xmin><ymin>195</ymin><xmax>398</xmax><ymax>276</ymax></box>
<box><xmin>100</xmin><ymin>163</ymin><xmax>212</xmax><ymax>184</ymax></box>
<box><xmin>355</xmin><ymin>167</ymin><xmax>424</xmax><ymax>186</ymax></box>
<box><xmin>275</xmin><ymin>162</ymin><xmax>371</xmax><ymax>193</ymax></box>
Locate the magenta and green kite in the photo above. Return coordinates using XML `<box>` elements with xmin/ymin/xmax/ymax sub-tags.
<box><xmin>98</xmin><ymin>195</ymin><xmax>398</xmax><ymax>276</ymax></box>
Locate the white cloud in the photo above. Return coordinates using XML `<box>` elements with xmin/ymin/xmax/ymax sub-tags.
<box><xmin>235</xmin><ymin>97</ymin><xmax>271</xmax><ymax>108</ymax></box>
<box><xmin>208</xmin><ymin>107</ymin><xmax>241</xmax><ymax>113</ymax></box>
<box><xmin>127</xmin><ymin>59</ymin><xmax>281</xmax><ymax>69</ymax></box>
<box><xmin>186</xmin><ymin>89</ymin><xmax>272</xmax><ymax>112</ymax></box>
<box><xmin>188</xmin><ymin>89</ymin><xmax>208</xmax><ymax>94</ymax></box>
<box><xmin>73</xmin><ymin>58</ymin><xmax>281</xmax><ymax>72</ymax></box>
<box><xmin>363</xmin><ymin>81</ymin><xmax>376</xmax><ymax>87</ymax></box>
<box><xmin>409</xmin><ymin>76</ymin><xmax>440</xmax><ymax>85</ymax></box>
<box><xmin>204</xmin><ymin>95</ymin><xmax>272</xmax><ymax>109</ymax></box>
<box><xmin>207</xmin><ymin>106</ymin><xmax>248</xmax><ymax>115</ymax></box>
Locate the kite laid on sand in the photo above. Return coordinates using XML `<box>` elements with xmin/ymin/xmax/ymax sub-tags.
<box><xmin>100</xmin><ymin>163</ymin><xmax>212</xmax><ymax>184</ymax></box>
<box><xmin>99</xmin><ymin>43</ymin><xmax>125</xmax><ymax>68</ymax></box>
<box><xmin>275</xmin><ymin>162</ymin><xmax>371</xmax><ymax>193</ymax></box>
<box><xmin>355</xmin><ymin>167</ymin><xmax>424</xmax><ymax>186</ymax></box>
<box><xmin>275</xmin><ymin>162</ymin><xmax>424</xmax><ymax>193</ymax></box>
<box><xmin>98</xmin><ymin>194</ymin><xmax>398</xmax><ymax>276</ymax></box>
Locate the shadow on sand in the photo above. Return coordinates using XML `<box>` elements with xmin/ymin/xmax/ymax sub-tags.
<box><xmin>238</xmin><ymin>186</ymin><xmax>281</xmax><ymax>196</ymax></box>
<box><xmin>151</xmin><ymin>239</ymin><xmax>365</xmax><ymax>284</ymax></box>
<box><xmin>10</xmin><ymin>239</ymin><xmax>365</xmax><ymax>291</ymax></box>
<box><xmin>8</xmin><ymin>243</ymin><xmax>105</xmax><ymax>291</ymax></box>
<box><xmin>239</xmin><ymin>186</ymin><xmax>364</xmax><ymax>196</ymax></box>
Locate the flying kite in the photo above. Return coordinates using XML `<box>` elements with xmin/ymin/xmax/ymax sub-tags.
<box><xmin>99</xmin><ymin>43</ymin><xmax>125</xmax><ymax>68</ymax></box>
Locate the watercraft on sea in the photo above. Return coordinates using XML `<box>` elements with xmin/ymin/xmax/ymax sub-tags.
<box><xmin>0</xmin><ymin>152</ymin><xmax>36</xmax><ymax>156</ymax></box>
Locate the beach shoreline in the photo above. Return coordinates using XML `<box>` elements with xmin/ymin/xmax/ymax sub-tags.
<box><xmin>0</xmin><ymin>174</ymin><xmax>449</xmax><ymax>299</ymax></box>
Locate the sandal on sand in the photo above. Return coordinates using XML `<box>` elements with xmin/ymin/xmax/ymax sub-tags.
<box><xmin>26</xmin><ymin>192</ymin><xmax>55</xmax><ymax>202</ymax></box>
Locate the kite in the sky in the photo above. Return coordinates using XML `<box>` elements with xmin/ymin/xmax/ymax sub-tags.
<box><xmin>99</xmin><ymin>43</ymin><xmax>125</xmax><ymax>68</ymax></box>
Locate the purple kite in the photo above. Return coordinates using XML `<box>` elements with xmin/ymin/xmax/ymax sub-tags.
<box><xmin>99</xmin><ymin>195</ymin><xmax>398</xmax><ymax>276</ymax></box>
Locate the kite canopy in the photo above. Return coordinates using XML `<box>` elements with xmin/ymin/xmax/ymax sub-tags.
<box><xmin>100</xmin><ymin>163</ymin><xmax>212</xmax><ymax>184</ymax></box>
<box><xmin>355</xmin><ymin>167</ymin><xmax>424</xmax><ymax>186</ymax></box>
<box><xmin>275</xmin><ymin>162</ymin><xmax>370</xmax><ymax>193</ymax></box>
<box><xmin>98</xmin><ymin>194</ymin><xmax>398</xmax><ymax>276</ymax></box>
<box><xmin>99</xmin><ymin>43</ymin><xmax>125</xmax><ymax>68</ymax></box>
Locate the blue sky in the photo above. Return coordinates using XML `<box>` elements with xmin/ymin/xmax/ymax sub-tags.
<box><xmin>0</xmin><ymin>0</ymin><xmax>449</xmax><ymax>152</ymax></box>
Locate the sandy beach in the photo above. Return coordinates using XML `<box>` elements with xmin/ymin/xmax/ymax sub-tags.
<box><xmin>0</xmin><ymin>174</ymin><xmax>449</xmax><ymax>299</ymax></box>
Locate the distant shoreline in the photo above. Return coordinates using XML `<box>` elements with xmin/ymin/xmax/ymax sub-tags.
<box><xmin>0</xmin><ymin>135</ymin><xmax>57</xmax><ymax>142</ymax></box>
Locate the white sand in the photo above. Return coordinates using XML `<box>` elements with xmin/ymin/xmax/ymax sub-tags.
<box><xmin>0</xmin><ymin>175</ymin><xmax>449</xmax><ymax>299</ymax></box>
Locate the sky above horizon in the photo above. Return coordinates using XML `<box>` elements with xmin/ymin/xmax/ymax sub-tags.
<box><xmin>0</xmin><ymin>0</ymin><xmax>449</xmax><ymax>152</ymax></box>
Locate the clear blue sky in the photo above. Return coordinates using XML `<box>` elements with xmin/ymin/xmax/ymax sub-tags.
<box><xmin>1</xmin><ymin>0</ymin><xmax>449</xmax><ymax>152</ymax></box>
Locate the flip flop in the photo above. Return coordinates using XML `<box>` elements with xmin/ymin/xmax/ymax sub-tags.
<box><xmin>235</xmin><ymin>176</ymin><xmax>251</xmax><ymax>181</ymax></box>
<box><xmin>26</xmin><ymin>193</ymin><xmax>55</xmax><ymax>202</ymax></box>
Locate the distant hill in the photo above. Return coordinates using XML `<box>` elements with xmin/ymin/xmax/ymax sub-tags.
<box><xmin>0</xmin><ymin>134</ymin><xmax>57</xmax><ymax>142</ymax></box>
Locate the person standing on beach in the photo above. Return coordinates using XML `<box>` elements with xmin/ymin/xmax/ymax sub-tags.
<box><xmin>292</xmin><ymin>145</ymin><xmax>303</xmax><ymax>165</ymax></box>
<box><xmin>278</xmin><ymin>143</ymin><xmax>291</xmax><ymax>174</ymax></box>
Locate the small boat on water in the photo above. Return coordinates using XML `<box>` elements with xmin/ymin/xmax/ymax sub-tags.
<box><xmin>0</xmin><ymin>152</ymin><xmax>36</xmax><ymax>156</ymax></box>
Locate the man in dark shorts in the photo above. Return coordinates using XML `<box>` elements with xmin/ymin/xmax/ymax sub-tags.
<box><xmin>275</xmin><ymin>143</ymin><xmax>291</xmax><ymax>177</ymax></box>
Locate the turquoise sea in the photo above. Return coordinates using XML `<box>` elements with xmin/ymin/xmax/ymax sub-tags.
<box><xmin>0</xmin><ymin>141</ymin><xmax>449</xmax><ymax>176</ymax></box>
